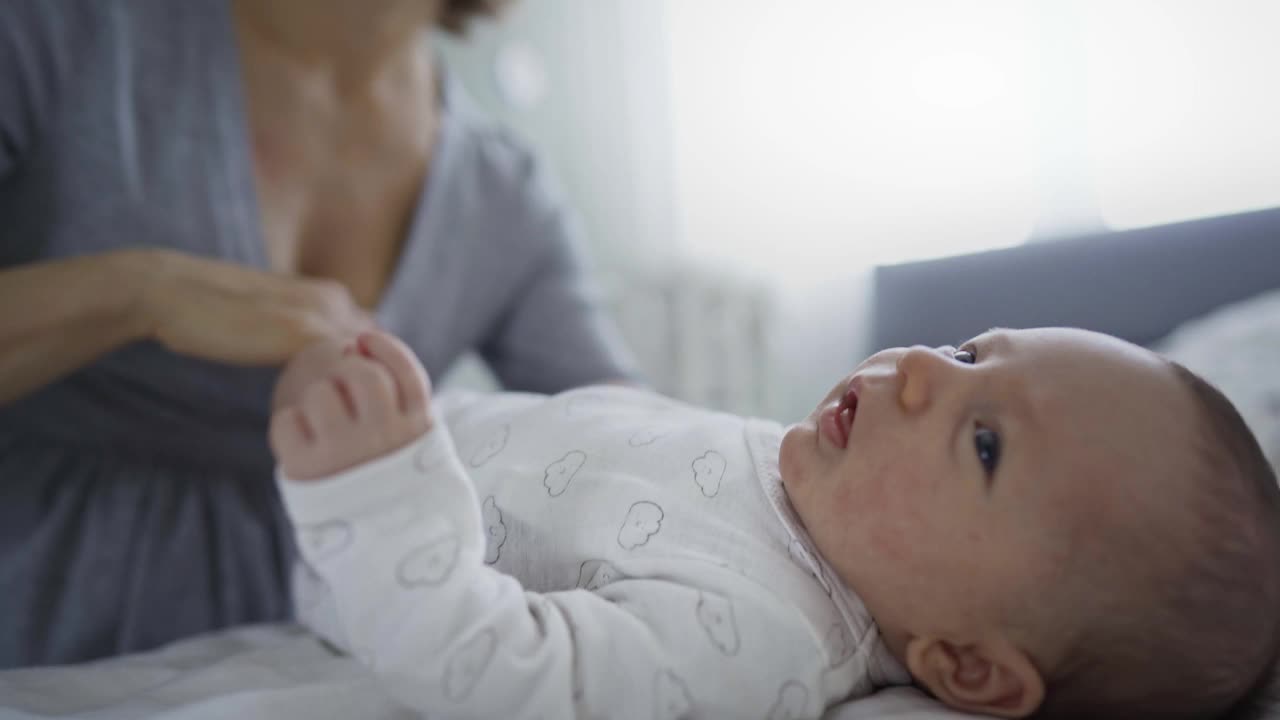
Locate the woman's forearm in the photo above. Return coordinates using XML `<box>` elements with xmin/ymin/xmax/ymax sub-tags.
<box><xmin>0</xmin><ymin>250</ymin><xmax>151</xmax><ymax>405</ymax></box>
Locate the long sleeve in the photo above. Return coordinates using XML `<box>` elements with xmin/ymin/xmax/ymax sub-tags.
<box><xmin>278</xmin><ymin>429</ymin><xmax>831</xmax><ymax>720</ymax></box>
<box><xmin>0</xmin><ymin>1</ymin><xmax>46</xmax><ymax>180</ymax></box>
<box><xmin>477</xmin><ymin>159</ymin><xmax>642</xmax><ymax>393</ymax></box>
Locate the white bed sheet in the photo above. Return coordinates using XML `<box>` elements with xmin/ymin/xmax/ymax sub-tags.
<box><xmin>0</xmin><ymin>624</ymin><xmax>984</xmax><ymax>720</ymax></box>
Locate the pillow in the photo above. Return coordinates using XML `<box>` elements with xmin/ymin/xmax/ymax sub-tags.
<box><xmin>825</xmin><ymin>687</ymin><xmax>989</xmax><ymax>719</ymax></box>
<box><xmin>1154</xmin><ymin>288</ymin><xmax>1280</xmax><ymax>472</ymax></box>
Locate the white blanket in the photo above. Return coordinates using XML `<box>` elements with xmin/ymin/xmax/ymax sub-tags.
<box><xmin>0</xmin><ymin>624</ymin><xmax>985</xmax><ymax>720</ymax></box>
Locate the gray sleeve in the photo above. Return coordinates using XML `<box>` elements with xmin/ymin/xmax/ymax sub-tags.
<box><xmin>0</xmin><ymin>1</ymin><xmax>58</xmax><ymax>180</ymax></box>
<box><xmin>479</xmin><ymin>163</ymin><xmax>642</xmax><ymax>393</ymax></box>
<box><xmin>0</xmin><ymin>6</ymin><xmax>30</xmax><ymax>178</ymax></box>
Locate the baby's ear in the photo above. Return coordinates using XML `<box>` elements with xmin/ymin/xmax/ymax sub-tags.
<box><xmin>905</xmin><ymin>636</ymin><xmax>1044</xmax><ymax>719</ymax></box>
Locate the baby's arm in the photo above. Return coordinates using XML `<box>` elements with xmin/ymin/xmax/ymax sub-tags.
<box><xmin>269</xmin><ymin>330</ymin><xmax>435</xmax><ymax>650</ymax></box>
<box><xmin>276</xmin><ymin>436</ymin><xmax>830</xmax><ymax>718</ymax></box>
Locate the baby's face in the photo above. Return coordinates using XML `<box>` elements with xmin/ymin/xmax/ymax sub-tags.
<box><xmin>779</xmin><ymin>328</ymin><xmax>1196</xmax><ymax>649</ymax></box>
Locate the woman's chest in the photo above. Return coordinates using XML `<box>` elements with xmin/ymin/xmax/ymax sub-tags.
<box><xmin>248</xmin><ymin>102</ymin><xmax>434</xmax><ymax>309</ymax></box>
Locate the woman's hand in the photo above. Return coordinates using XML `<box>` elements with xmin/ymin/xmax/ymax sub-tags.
<box><xmin>133</xmin><ymin>249</ymin><xmax>376</xmax><ymax>366</ymax></box>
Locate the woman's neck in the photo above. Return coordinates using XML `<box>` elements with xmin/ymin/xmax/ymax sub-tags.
<box><xmin>233</xmin><ymin>0</ymin><xmax>439</xmax><ymax>86</ymax></box>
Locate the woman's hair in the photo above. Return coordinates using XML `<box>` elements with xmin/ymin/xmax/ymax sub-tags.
<box><xmin>438</xmin><ymin>0</ymin><xmax>512</xmax><ymax>34</ymax></box>
<box><xmin>1036</xmin><ymin>362</ymin><xmax>1280</xmax><ymax>719</ymax></box>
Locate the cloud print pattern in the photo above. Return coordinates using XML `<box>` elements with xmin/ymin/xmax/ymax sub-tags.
<box><xmin>470</xmin><ymin>424</ymin><xmax>509</xmax><ymax>467</ymax></box>
<box><xmin>696</xmin><ymin>593</ymin><xmax>740</xmax><ymax>656</ymax></box>
<box><xmin>577</xmin><ymin>560</ymin><xmax>624</xmax><ymax>591</ymax></box>
<box><xmin>618</xmin><ymin>502</ymin><xmax>664</xmax><ymax>550</ymax></box>
<box><xmin>482</xmin><ymin>496</ymin><xmax>507</xmax><ymax>565</ymax></box>
<box><xmin>277</xmin><ymin>386</ymin><xmax>905</xmax><ymax>720</ymax></box>
<box><xmin>544</xmin><ymin>451</ymin><xmax>586</xmax><ymax>497</ymax></box>
<box><xmin>691</xmin><ymin>451</ymin><xmax>727</xmax><ymax>497</ymax></box>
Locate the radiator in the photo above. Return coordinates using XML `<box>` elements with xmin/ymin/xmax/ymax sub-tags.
<box><xmin>603</xmin><ymin>264</ymin><xmax>778</xmax><ymax>417</ymax></box>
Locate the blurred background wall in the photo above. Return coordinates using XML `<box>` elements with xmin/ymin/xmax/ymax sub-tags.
<box><xmin>436</xmin><ymin>0</ymin><xmax>1280</xmax><ymax>422</ymax></box>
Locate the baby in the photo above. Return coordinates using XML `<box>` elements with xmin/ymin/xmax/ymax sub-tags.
<box><xmin>269</xmin><ymin>327</ymin><xmax>1280</xmax><ymax>720</ymax></box>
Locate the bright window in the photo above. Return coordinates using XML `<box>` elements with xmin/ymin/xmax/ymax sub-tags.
<box><xmin>1081</xmin><ymin>0</ymin><xmax>1280</xmax><ymax>229</ymax></box>
<box><xmin>662</xmin><ymin>1</ymin><xmax>1280</xmax><ymax>280</ymax></box>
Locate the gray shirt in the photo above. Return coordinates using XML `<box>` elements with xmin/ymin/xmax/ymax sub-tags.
<box><xmin>0</xmin><ymin>0</ymin><xmax>636</xmax><ymax>667</ymax></box>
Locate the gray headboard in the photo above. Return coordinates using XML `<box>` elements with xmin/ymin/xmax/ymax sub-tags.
<box><xmin>870</xmin><ymin>207</ymin><xmax>1280</xmax><ymax>351</ymax></box>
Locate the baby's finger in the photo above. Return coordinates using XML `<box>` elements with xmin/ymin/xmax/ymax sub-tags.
<box><xmin>301</xmin><ymin>378</ymin><xmax>355</xmax><ymax>433</ymax></box>
<box><xmin>334</xmin><ymin>358</ymin><xmax>399</xmax><ymax>420</ymax></box>
<box><xmin>269</xmin><ymin>407</ymin><xmax>313</xmax><ymax>460</ymax></box>
<box><xmin>357</xmin><ymin>331</ymin><xmax>431</xmax><ymax>414</ymax></box>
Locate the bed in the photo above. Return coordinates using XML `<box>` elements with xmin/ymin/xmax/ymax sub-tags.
<box><xmin>870</xmin><ymin>206</ymin><xmax>1280</xmax><ymax>353</ymax></box>
<box><xmin>2</xmin><ymin>210</ymin><xmax>1278</xmax><ymax>719</ymax></box>
<box><xmin>0</xmin><ymin>622</ymin><xmax>992</xmax><ymax>719</ymax></box>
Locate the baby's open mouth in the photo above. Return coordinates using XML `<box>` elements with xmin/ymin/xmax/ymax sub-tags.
<box><xmin>836</xmin><ymin>386</ymin><xmax>858</xmax><ymax>444</ymax></box>
<box><xmin>821</xmin><ymin>384</ymin><xmax>858</xmax><ymax>449</ymax></box>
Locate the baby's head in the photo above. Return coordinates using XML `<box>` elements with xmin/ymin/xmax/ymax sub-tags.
<box><xmin>779</xmin><ymin>327</ymin><xmax>1280</xmax><ymax>719</ymax></box>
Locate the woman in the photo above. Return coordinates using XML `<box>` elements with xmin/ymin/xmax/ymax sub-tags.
<box><xmin>0</xmin><ymin>0</ymin><xmax>637</xmax><ymax>667</ymax></box>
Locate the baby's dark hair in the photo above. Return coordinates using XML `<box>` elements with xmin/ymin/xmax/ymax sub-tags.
<box><xmin>1035</xmin><ymin>361</ymin><xmax>1280</xmax><ymax>720</ymax></box>
<box><xmin>438</xmin><ymin>0</ymin><xmax>512</xmax><ymax>34</ymax></box>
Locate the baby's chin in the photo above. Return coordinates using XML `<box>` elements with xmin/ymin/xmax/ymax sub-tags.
<box><xmin>776</xmin><ymin>423</ymin><xmax>817</xmax><ymax>493</ymax></box>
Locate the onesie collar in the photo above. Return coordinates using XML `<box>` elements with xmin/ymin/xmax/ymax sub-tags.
<box><xmin>744</xmin><ymin>418</ymin><xmax>911</xmax><ymax>689</ymax></box>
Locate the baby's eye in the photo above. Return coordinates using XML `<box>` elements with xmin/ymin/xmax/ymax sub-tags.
<box><xmin>975</xmin><ymin>425</ymin><xmax>1001</xmax><ymax>476</ymax></box>
<box><xmin>952</xmin><ymin>346</ymin><xmax>977</xmax><ymax>364</ymax></box>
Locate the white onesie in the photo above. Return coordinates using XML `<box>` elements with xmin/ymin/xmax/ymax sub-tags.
<box><xmin>276</xmin><ymin>386</ymin><xmax>909</xmax><ymax>719</ymax></box>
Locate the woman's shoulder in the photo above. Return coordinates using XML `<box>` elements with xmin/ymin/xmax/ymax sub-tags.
<box><xmin>1</xmin><ymin>0</ymin><xmax>98</xmax><ymax>39</ymax></box>
<box><xmin>1</xmin><ymin>0</ymin><xmax>226</xmax><ymax>116</ymax></box>
<box><xmin>1</xmin><ymin>1</ymin><xmax>99</xmax><ymax>87</ymax></box>
<box><xmin>0</xmin><ymin>0</ymin><xmax>196</xmax><ymax>61</ymax></box>
<box><xmin>437</xmin><ymin>72</ymin><xmax>568</xmax><ymax>221</ymax></box>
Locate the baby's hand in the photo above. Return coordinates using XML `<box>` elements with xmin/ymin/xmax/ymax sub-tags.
<box><xmin>270</xmin><ymin>331</ymin><xmax>434</xmax><ymax>481</ymax></box>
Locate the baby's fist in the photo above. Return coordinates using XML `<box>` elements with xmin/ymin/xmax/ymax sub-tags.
<box><xmin>270</xmin><ymin>331</ymin><xmax>434</xmax><ymax>480</ymax></box>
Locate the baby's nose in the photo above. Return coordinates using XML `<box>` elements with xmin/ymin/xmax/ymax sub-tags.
<box><xmin>896</xmin><ymin>345</ymin><xmax>954</xmax><ymax>413</ymax></box>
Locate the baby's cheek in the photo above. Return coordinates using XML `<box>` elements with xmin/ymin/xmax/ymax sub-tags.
<box><xmin>843</xmin><ymin>462</ymin><xmax>929</xmax><ymax>567</ymax></box>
